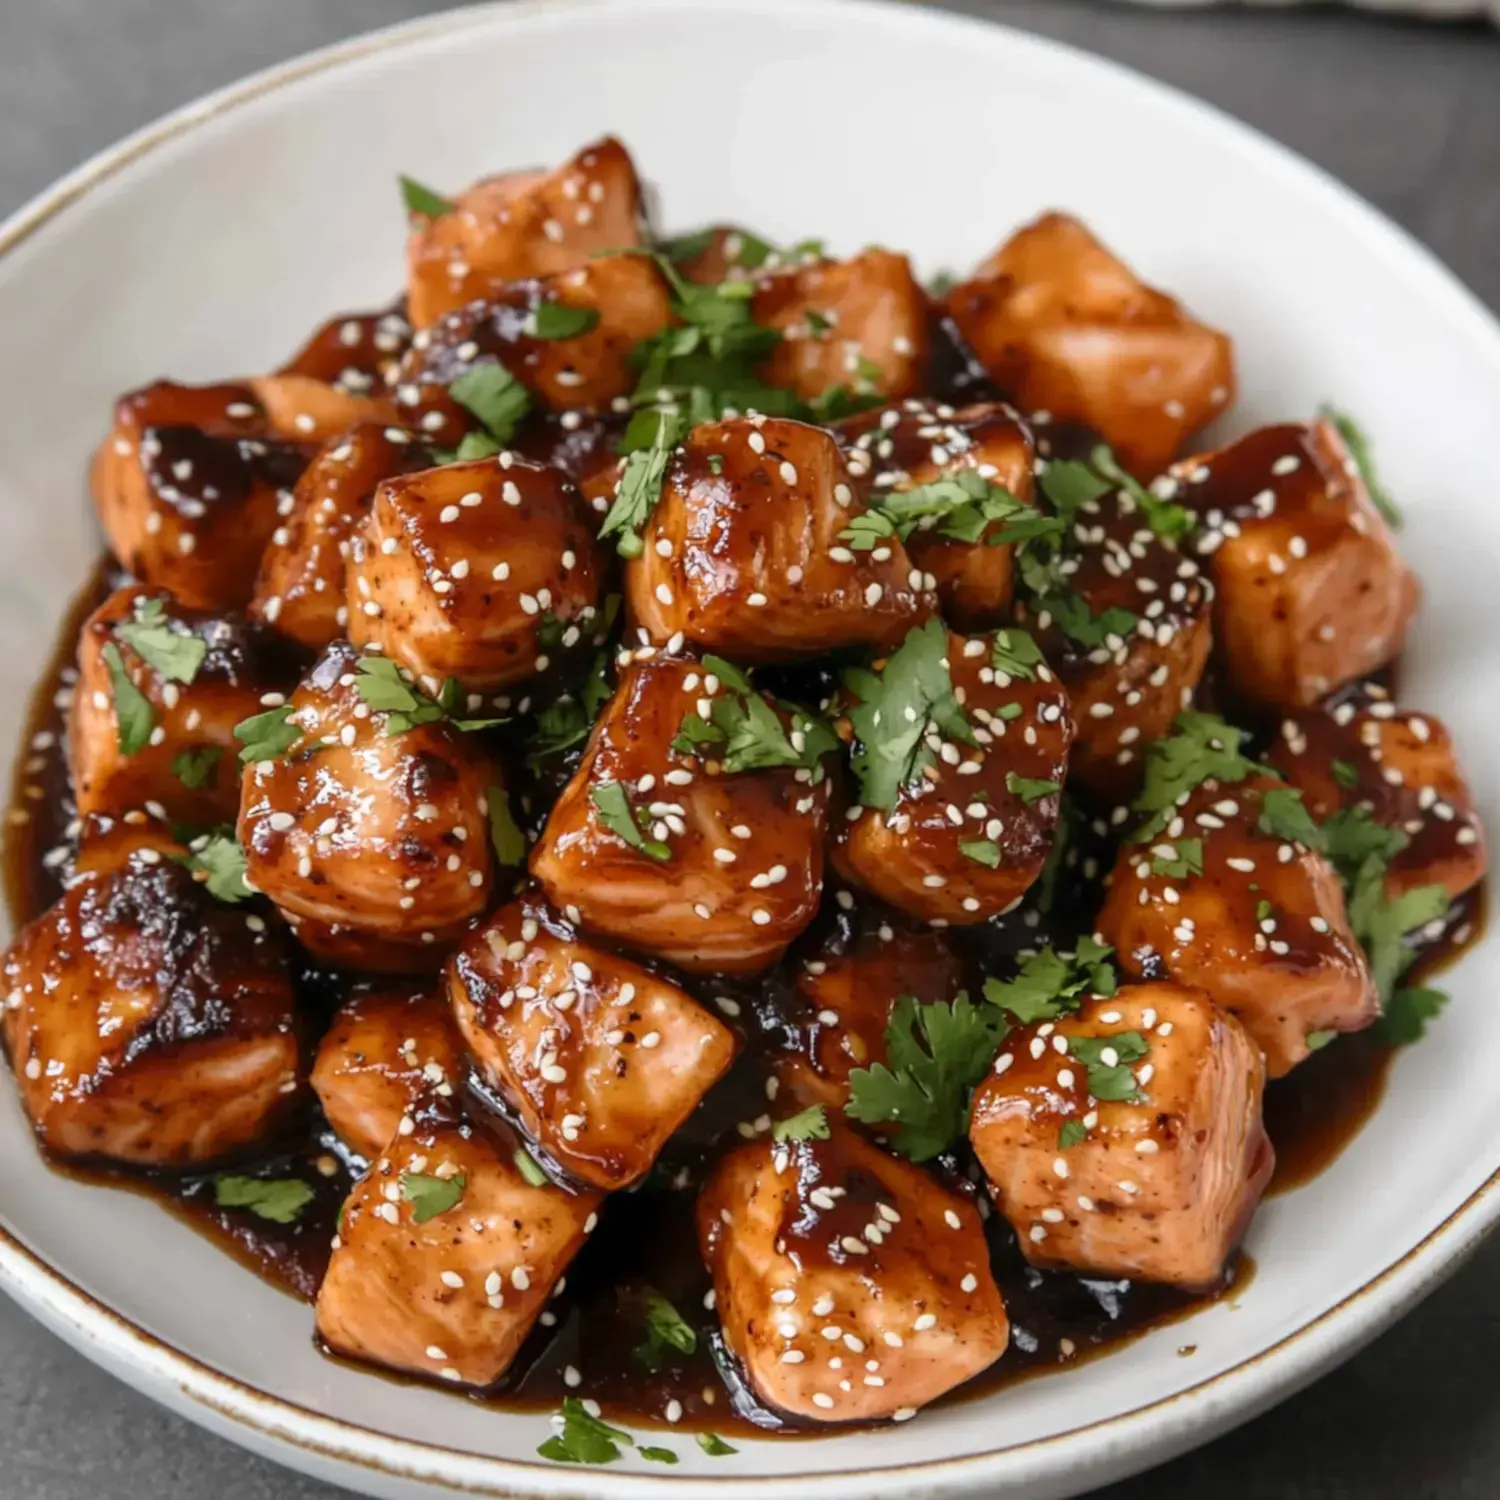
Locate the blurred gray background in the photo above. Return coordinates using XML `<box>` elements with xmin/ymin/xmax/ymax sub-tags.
<box><xmin>1</xmin><ymin>2</ymin><xmax>1497</xmax><ymax>1497</ymax></box>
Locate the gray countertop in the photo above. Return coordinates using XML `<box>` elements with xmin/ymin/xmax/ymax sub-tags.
<box><xmin>2</xmin><ymin>2</ymin><xmax>1497</xmax><ymax>1496</ymax></box>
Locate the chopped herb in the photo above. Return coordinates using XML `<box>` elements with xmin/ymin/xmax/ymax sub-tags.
<box><xmin>1256</xmin><ymin>898</ymin><xmax>1274</xmax><ymax>924</ymax></box>
<box><xmin>697</xmin><ymin>1432</ymin><xmax>738</xmax><ymax>1457</ymax></box>
<box><xmin>1034</xmin><ymin>795</ymin><xmax>1078</xmax><ymax>915</ymax></box>
<box><xmin>846</xmin><ymin>992</ymin><xmax>1008</xmax><ymax>1162</ymax></box>
<box><xmin>454</xmin><ymin>431</ymin><xmax>503</xmax><ymax>461</ymax></box>
<box><xmin>838</xmin><ymin>511</ymin><xmax>899</xmax><ymax>550</ymax></box>
<box><xmin>1132</xmin><ymin>711</ymin><xmax>1263</xmax><ymax>840</ymax></box>
<box><xmin>1068</xmin><ymin>1031</ymin><xmax>1149</xmax><ymax>1102</ymax></box>
<box><xmin>213</xmin><ymin>1175</ymin><xmax>314</xmax><ymax>1225</ymax></box>
<box><xmin>707</xmin><ymin>453</ymin><xmax>724</xmax><ymax>475</ymax></box>
<box><xmin>537</xmin><ymin>1397</ymin><xmax>633</xmax><ymax>1465</ymax></box>
<box><xmin>1089</xmin><ymin>444</ymin><xmax>1195</xmax><ymax>543</ymax></box>
<box><xmin>530</xmin><ymin>302</ymin><xmax>601</xmax><ymax>340</ymax></box>
<box><xmin>1059</xmin><ymin>1119</ymin><xmax>1089</xmax><ymax>1149</ymax></box>
<box><xmin>806</xmin><ymin>308</ymin><xmax>833</xmax><ymax>335</ymax></box>
<box><xmin>488</xmin><ymin>786</ymin><xmax>527</xmax><ymax>867</ymax></box>
<box><xmin>116</xmin><ymin>597</ymin><xmax>207</xmax><ymax>683</ymax></box>
<box><xmin>638</xmin><ymin>1447</ymin><xmax>678</xmax><ymax>1465</ymax></box>
<box><xmin>354</xmin><ymin>657</ymin><xmax>446</xmax><ymax>732</ymax></box>
<box><xmin>1320</xmin><ymin>806</ymin><xmax>1408</xmax><ymax>888</ymax></box>
<box><xmin>1038</xmin><ymin>459</ymin><xmax>1113</xmax><ymax>513</ymax></box>
<box><xmin>450</xmin><ymin>363</ymin><xmax>531</xmax><ymax>447</ymax></box>
<box><xmin>1305</xmin><ymin>1029</ymin><xmax>1339</xmax><ymax>1052</ymax></box>
<box><xmin>182</xmin><ymin>832</ymin><xmax>252</xmax><ymax>903</ymax></box>
<box><xmin>771</xmin><ymin>1104</ymin><xmax>829</xmax><ymax>1143</ymax></box>
<box><xmin>634</xmin><ymin>1292</ymin><xmax>698</xmax><ymax>1373</ymax></box>
<box><xmin>527</xmin><ymin>649</ymin><xmax>615</xmax><ymax>766</ymax></box>
<box><xmin>101</xmin><ymin>643</ymin><xmax>155</xmax><ymax>755</ymax></box>
<box><xmin>1256</xmin><ymin>787</ymin><xmax>1322</xmax><ymax>847</ymax></box>
<box><xmin>600</xmin><ymin>408</ymin><xmax>686</xmax><ymax>558</ymax></box>
<box><xmin>990</xmin><ymin>628</ymin><xmax>1046</xmax><ymax>681</ymax></box>
<box><xmin>1346</xmin><ymin>861</ymin><xmax>1448</xmax><ymax>1006</ymax></box>
<box><xmin>1331</xmin><ymin>758</ymin><xmax>1360</xmax><ymax>791</ymax></box>
<box><xmin>513</xmin><ymin>1148</ymin><xmax>548</xmax><ymax>1187</ymax></box>
<box><xmin>1149</xmin><ymin>837</ymin><xmax>1204</xmax><ymax>879</ymax></box>
<box><xmin>171</xmin><ymin>745</ymin><xmax>222</xmax><ymax>790</ymax></box>
<box><xmin>1321</xmin><ymin>406</ymin><xmax>1400</xmax><ymax>528</ymax></box>
<box><xmin>1006</xmin><ymin>771</ymin><xmax>1060</xmax><ymax>806</ymax></box>
<box><xmin>959</xmin><ymin>839</ymin><xmax>1001</xmax><ymax>868</ymax></box>
<box><xmin>981</xmin><ymin>939</ymin><xmax>1117</xmax><ymax>1025</ymax></box>
<box><xmin>866</xmin><ymin>470</ymin><xmax>1041</xmax><ymax>547</ymax></box>
<box><xmin>670</xmin><ymin>664</ymin><xmax>836</xmax><ymax>779</ymax></box>
<box><xmin>1378</xmin><ymin>985</ymin><xmax>1448</xmax><ymax>1046</ymax></box>
<box><xmin>399</xmin><ymin>175</ymin><xmax>455</xmax><ymax>218</ymax></box>
<box><xmin>660</xmin><ymin>226</ymin><xmax>719</xmax><ymax>264</ymax></box>
<box><xmin>234</xmin><ymin>704</ymin><xmax>301</xmax><ymax>765</ymax></box>
<box><xmin>927</xmin><ymin>270</ymin><xmax>958</xmax><ymax>297</ymax></box>
<box><xmin>844</xmin><ymin>619</ymin><xmax>976</xmax><ymax>811</ymax></box>
<box><xmin>590</xmin><ymin>780</ymin><xmax>671</xmax><ymax>861</ymax></box>
<box><xmin>399</xmin><ymin>1170</ymin><xmax>466</xmax><ymax>1224</ymax></box>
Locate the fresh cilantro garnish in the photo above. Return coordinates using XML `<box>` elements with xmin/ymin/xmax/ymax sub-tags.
<box><xmin>101</xmin><ymin>643</ymin><xmax>155</xmax><ymax>755</ymax></box>
<box><xmin>1036</xmin><ymin>588</ymin><xmax>1138</xmax><ymax>650</ymax></box>
<box><xmin>352</xmin><ymin>659</ymin><xmax>507</xmax><ymax>737</ymax></box>
<box><xmin>399</xmin><ymin>175</ymin><xmax>455</xmax><ymax>218</ymax></box>
<box><xmin>182</xmin><ymin>832</ymin><xmax>252</xmax><ymax>903</ymax></box>
<box><xmin>843</xmin><ymin>619</ymin><xmax>976</xmax><ymax>811</ymax></box>
<box><xmin>659</xmin><ymin>226</ymin><xmax>719</xmax><ymax>264</ymax></box>
<box><xmin>1319</xmin><ymin>806</ymin><xmax>1409</xmax><ymax>888</ymax></box>
<box><xmin>513</xmin><ymin>1148</ymin><xmax>548</xmax><ymax>1187</ymax></box>
<box><xmin>1038</xmin><ymin>459</ymin><xmax>1112</xmax><ymax>513</ymax></box>
<box><xmin>450</xmin><ymin>363</ymin><xmax>531</xmax><ymax>447</ymax></box>
<box><xmin>1346</xmin><ymin>861</ymin><xmax>1448</xmax><ymax>1006</ymax></box>
<box><xmin>488</xmin><ymin>786</ymin><xmax>527</xmax><ymax>867</ymax></box>
<box><xmin>590</xmin><ymin>781</ymin><xmax>671</xmax><ymax>861</ymax></box>
<box><xmin>1089</xmin><ymin>444</ymin><xmax>1195</xmax><ymax>543</ymax></box>
<box><xmin>116</xmin><ymin>597</ymin><xmax>207</xmax><ymax>683</ymax></box>
<box><xmin>1059</xmin><ymin>1119</ymin><xmax>1089</xmax><ymax>1149</ymax></box>
<box><xmin>527</xmin><ymin>651</ymin><xmax>614</xmax><ymax>765</ymax></box>
<box><xmin>771</xmin><ymin>1104</ymin><xmax>829</xmax><ymax>1143</ymax></box>
<box><xmin>959</xmin><ymin>839</ymin><xmax>1000</xmax><ymax>868</ymax></box>
<box><xmin>981</xmin><ymin>939</ymin><xmax>1117</xmax><ymax>1025</ymax></box>
<box><xmin>1257</xmin><ymin>786</ymin><xmax>1323</xmax><ymax>847</ymax></box>
<box><xmin>1034</xmin><ymin>794</ymin><xmax>1077</xmax><ymax>916</ymax></box>
<box><xmin>1255</xmin><ymin>898</ymin><xmax>1274</xmax><ymax>924</ymax></box>
<box><xmin>1378</xmin><ymin>985</ymin><xmax>1448</xmax><ymax>1046</ymax></box>
<box><xmin>1006</xmin><ymin>771</ymin><xmax>1060</xmax><ymax>806</ymax></box>
<box><xmin>399</xmin><ymin>1171</ymin><xmax>466</xmax><ymax>1224</ymax></box>
<box><xmin>530</xmin><ymin>303</ymin><xmax>601</xmax><ymax>340</ymax></box>
<box><xmin>234</xmin><ymin>704</ymin><xmax>301</xmax><ymax>765</ymax></box>
<box><xmin>1149</xmin><ymin>837</ymin><xmax>1203</xmax><ymax>879</ymax></box>
<box><xmin>669</xmin><ymin>662</ymin><xmax>836</xmax><ymax>779</ymax></box>
<box><xmin>1306</xmin><ymin>1029</ymin><xmax>1339</xmax><ymax>1052</ymax></box>
<box><xmin>1331</xmin><ymin>758</ymin><xmax>1360</xmax><ymax>791</ymax></box>
<box><xmin>538</xmin><ymin>1398</ymin><xmax>634</xmax><ymax>1465</ymax></box>
<box><xmin>837</xmin><ymin>511</ymin><xmax>898</xmax><ymax>551</ymax></box>
<box><xmin>697</xmin><ymin>1433</ymin><xmax>738</xmax><ymax>1457</ymax></box>
<box><xmin>865</xmin><ymin>471</ymin><xmax>1044</xmax><ymax>547</ymax></box>
<box><xmin>990</xmin><ymin>628</ymin><xmax>1045</xmax><ymax>682</ymax></box>
<box><xmin>806</xmin><ymin>308</ymin><xmax>833</xmax><ymax>335</ymax></box>
<box><xmin>213</xmin><ymin>1174</ymin><xmax>314</xmax><ymax>1224</ymax></box>
<box><xmin>1132</xmin><ymin>711</ymin><xmax>1262</xmax><ymax>840</ymax></box>
<box><xmin>171</xmin><ymin>745</ymin><xmax>222</xmax><ymax>789</ymax></box>
<box><xmin>845</xmin><ymin>992</ymin><xmax>1008</xmax><ymax>1161</ymax></box>
<box><xmin>1067</xmin><ymin>1031</ymin><xmax>1149</xmax><ymax>1102</ymax></box>
<box><xmin>599</xmin><ymin>408</ymin><xmax>685</xmax><ymax>559</ymax></box>
<box><xmin>1321</xmin><ymin>406</ymin><xmax>1400</xmax><ymax>528</ymax></box>
<box><xmin>639</xmin><ymin>1448</ymin><xmax>679</xmax><ymax>1465</ymax></box>
<box><xmin>634</xmin><ymin>1292</ymin><xmax>698</xmax><ymax>1373</ymax></box>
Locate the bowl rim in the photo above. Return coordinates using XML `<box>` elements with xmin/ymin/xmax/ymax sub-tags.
<box><xmin>2</xmin><ymin>0</ymin><xmax>1499</xmax><ymax>1495</ymax></box>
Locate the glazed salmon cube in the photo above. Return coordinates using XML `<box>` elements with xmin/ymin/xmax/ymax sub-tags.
<box><xmin>970</xmin><ymin>982</ymin><xmax>1272</xmax><ymax>1288</ymax></box>
<box><xmin>667</xmin><ymin>223</ymin><xmax>796</xmax><ymax>285</ymax></box>
<box><xmin>530</xmin><ymin>654</ymin><xmax>832</xmax><ymax>974</ymax></box>
<box><xmin>346</xmin><ymin>455</ymin><xmax>605</xmax><ymax>693</ymax></box>
<box><xmin>1</xmin><ymin>827</ymin><xmax>301</xmax><ymax>1166</ymax></box>
<box><xmin>626</xmin><ymin>417</ymin><xmax>934</xmax><ymax>661</ymax></box>
<box><xmin>834</xmin><ymin>399</ymin><xmax>1038</xmax><ymax>629</ymax></box>
<box><xmin>69</xmin><ymin>585</ymin><xmax>290</xmax><ymax>826</ymax></box>
<box><xmin>311</xmin><ymin>987</ymin><xmax>467</xmax><ymax>1160</ymax></box>
<box><xmin>1171</xmin><ymin>419</ymin><xmax>1418</xmax><ymax>709</ymax></box>
<box><xmin>945</xmin><ymin>213</ymin><xmax>1235</xmax><ymax>476</ymax></box>
<box><xmin>1266</xmin><ymin>682</ymin><xmax>1487</xmax><ymax>904</ymax></box>
<box><xmin>1096</xmin><ymin>775</ymin><xmax>1377</xmax><ymax>1075</ymax></box>
<box><xmin>447</xmin><ymin>898</ymin><xmax>737</xmax><ymax>1189</ymax></box>
<box><xmin>237</xmin><ymin>641</ymin><xmax>496</xmax><ymax>971</ymax></box>
<box><xmin>698</xmin><ymin>1123</ymin><xmax>1009</xmax><ymax>1423</ymax></box>
<box><xmin>277</xmin><ymin>303</ymin><xmax>412</xmax><ymax>394</ymax></box>
<box><xmin>316</xmin><ymin>1118</ymin><xmax>601</xmax><ymax>1388</ymax></box>
<box><xmin>406</xmin><ymin>135</ymin><xmax>646</xmax><ymax>328</ymax></box>
<box><xmin>754</xmin><ymin>249</ymin><xmax>930</xmax><ymax>404</ymax></box>
<box><xmin>833</xmin><ymin>623</ymin><xmax>1074</xmax><ymax>924</ymax></box>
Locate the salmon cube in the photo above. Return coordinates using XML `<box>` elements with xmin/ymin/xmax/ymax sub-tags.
<box><xmin>277</xmin><ymin>303</ymin><xmax>412</xmax><ymax>394</ymax></box>
<box><xmin>970</xmin><ymin>981</ymin><xmax>1272</xmax><ymax>1288</ymax></box>
<box><xmin>406</xmin><ymin>135</ymin><xmax>646</xmax><ymax>328</ymax></box>
<box><xmin>1171</xmin><ymin>419</ymin><xmax>1418</xmax><ymax>709</ymax></box>
<box><xmin>346</xmin><ymin>455</ymin><xmax>605</xmax><ymax>693</ymax></box>
<box><xmin>626</xmin><ymin>417</ymin><xmax>934</xmax><ymax>661</ymax></box>
<box><xmin>448</xmin><ymin>897</ymin><xmax>737</xmax><ymax>1189</ymax></box>
<box><xmin>833</xmin><ymin>622</ymin><xmax>1074</xmax><ymax>924</ymax></box>
<box><xmin>1096</xmin><ymin>774</ymin><xmax>1377</xmax><ymax>1075</ymax></box>
<box><xmin>69</xmin><ymin>585</ymin><xmax>290</xmax><ymax>826</ymax></box>
<box><xmin>945</xmin><ymin>213</ymin><xmax>1235</xmax><ymax>476</ymax></box>
<box><xmin>530</xmin><ymin>654</ymin><xmax>832</xmax><ymax>973</ymax></box>
<box><xmin>250</xmin><ymin>373</ymin><xmax>396</xmax><ymax>447</ymax></box>
<box><xmin>312</xmin><ymin>987</ymin><xmax>466</xmax><ymax>1160</ymax></box>
<box><xmin>698</xmin><ymin>1123</ymin><xmax>1009</xmax><ymax>1423</ymax></box>
<box><xmin>315</xmin><ymin>1119</ymin><xmax>601</xmax><ymax>1387</ymax></box>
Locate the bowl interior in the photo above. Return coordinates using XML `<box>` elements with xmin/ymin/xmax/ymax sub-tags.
<box><xmin>0</xmin><ymin>0</ymin><xmax>1497</xmax><ymax>1493</ymax></box>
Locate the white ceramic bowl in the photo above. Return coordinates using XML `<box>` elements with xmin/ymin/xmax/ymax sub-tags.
<box><xmin>1</xmin><ymin>2</ymin><xmax>1497</xmax><ymax>1496</ymax></box>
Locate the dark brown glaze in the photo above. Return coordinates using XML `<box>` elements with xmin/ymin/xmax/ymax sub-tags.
<box><xmin>833</xmin><ymin>399</ymin><xmax>1038</xmax><ymax>629</ymax></box>
<box><xmin>834</xmin><ymin>627</ymin><xmax>1074</xmax><ymax>924</ymax></box>
<box><xmin>511</xmin><ymin>411</ymin><xmax>627</xmax><ymax>519</ymax></box>
<box><xmin>530</xmin><ymin>653</ymin><xmax>831</xmax><ymax>974</ymax></box>
<box><xmin>628</xmin><ymin>417</ymin><xmax>936</xmax><ymax>661</ymax></box>
<box><xmin>277</xmin><ymin>302</ymin><xmax>413</xmax><ymax>395</ymax></box>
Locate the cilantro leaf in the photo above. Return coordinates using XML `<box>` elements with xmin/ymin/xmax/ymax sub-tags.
<box><xmin>771</xmin><ymin>1105</ymin><xmax>829</xmax><ymax>1143</ymax></box>
<box><xmin>1059</xmin><ymin>1119</ymin><xmax>1089</xmax><ymax>1149</ymax></box>
<box><xmin>1038</xmin><ymin>459</ymin><xmax>1113</xmax><ymax>514</ymax></box>
<box><xmin>1306</xmin><ymin>1029</ymin><xmax>1339</xmax><ymax>1052</ymax></box>
<box><xmin>697</xmin><ymin>1433</ymin><xmax>738</xmax><ymax>1457</ymax></box>
<box><xmin>487</xmin><ymin>786</ymin><xmax>527</xmax><ymax>867</ymax></box>
<box><xmin>1321</xmin><ymin>405</ymin><xmax>1400</xmax><ymax>529</ymax></box>
<box><xmin>528</xmin><ymin>650</ymin><xmax>614</xmax><ymax>765</ymax></box>
<box><xmin>1006</xmin><ymin>770</ymin><xmax>1060</xmax><ymax>806</ymax></box>
<box><xmin>1378</xmin><ymin>985</ymin><xmax>1448</xmax><ymax>1046</ymax></box>
<box><xmin>171</xmin><ymin>745</ymin><xmax>222</xmax><ymax>790</ymax></box>
<box><xmin>234</xmin><ymin>704</ymin><xmax>301</xmax><ymax>765</ymax></box>
<box><xmin>1089</xmin><ymin>444</ymin><xmax>1195</xmax><ymax>543</ymax></box>
<box><xmin>599</xmin><ymin>409</ymin><xmax>685</xmax><ymax>559</ymax></box>
<box><xmin>845</xmin><ymin>992</ymin><xmax>1007</xmax><ymax>1161</ymax></box>
<box><xmin>399</xmin><ymin>175</ymin><xmax>455</xmax><ymax>218</ymax></box>
<box><xmin>590</xmin><ymin>781</ymin><xmax>671</xmax><ymax>861</ymax></box>
<box><xmin>1257</xmin><ymin>787</ymin><xmax>1322</xmax><ymax>847</ymax></box>
<box><xmin>634</xmin><ymin>1292</ymin><xmax>697</xmax><ymax>1373</ymax></box>
<box><xmin>513</xmin><ymin>1148</ymin><xmax>548</xmax><ymax>1187</ymax></box>
<box><xmin>450</xmin><ymin>363</ymin><xmax>531</xmax><ymax>446</ymax></box>
<box><xmin>116</xmin><ymin>597</ymin><xmax>207</xmax><ymax>684</ymax></box>
<box><xmin>959</xmin><ymin>839</ymin><xmax>1001</xmax><ymax>868</ymax></box>
<box><xmin>1347</xmin><ymin>861</ymin><xmax>1448</xmax><ymax>1006</ymax></box>
<box><xmin>354</xmin><ymin>657</ymin><xmax>447</xmax><ymax>733</ymax></box>
<box><xmin>838</xmin><ymin>511</ymin><xmax>899</xmax><ymax>551</ymax></box>
<box><xmin>671</xmin><ymin>666</ymin><xmax>837</xmax><ymax>780</ymax></box>
<box><xmin>538</xmin><ymin>1397</ymin><xmax>633</xmax><ymax>1465</ymax></box>
<box><xmin>182</xmin><ymin>832</ymin><xmax>252</xmax><ymax>903</ymax></box>
<box><xmin>399</xmin><ymin>1171</ymin><xmax>466</xmax><ymax>1224</ymax></box>
<box><xmin>1331</xmin><ymin>759</ymin><xmax>1360</xmax><ymax>791</ymax></box>
<box><xmin>1132</xmin><ymin>711</ymin><xmax>1262</xmax><ymax>840</ymax></box>
<box><xmin>639</xmin><ymin>1447</ymin><xmax>678</xmax><ymax>1465</ymax></box>
<box><xmin>1068</xmin><ymin>1031</ymin><xmax>1149</xmax><ymax>1102</ymax></box>
<box><xmin>101</xmin><ymin>643</ymin><xmax>155</xmax><ymax>755</ymax></box>
<box><xmin>1320</xmin><ymin>806</ymin><xmax>1408</xmax><ymax>888</ymax></box>
<box><xmin>213</xmin><ymin>1174</ymin><xmax>314</xmax><ymax>1224</ymax></box>
<box><xmin>1149</xmin><ymin>837</ymin><xmax>1204</xmax><ymax>879</ymax></box>
<box><xmin>531</xmin><ymin>303</ymin><xmax>601</xmax><ymax>340</ymax></box>
<box><xmin>868</xmin><ymin>471</ymin><xmax>1037</xmax><ymax>546</ymax></box>
<box><xmin>981</xmin><ymin>940</ymin><xmax>1117</xmax><ymax>1025</ymax></box>
<box><xmin>990</xmin><ymin>628</ymin><xmax>1045</xmax><ymax>682</ymax></box>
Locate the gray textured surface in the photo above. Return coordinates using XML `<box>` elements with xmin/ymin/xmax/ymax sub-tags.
<box><xmin>1</xmin><ymin>2</ymin><xmax>1498</xmax><ymax>1497</ymax></box>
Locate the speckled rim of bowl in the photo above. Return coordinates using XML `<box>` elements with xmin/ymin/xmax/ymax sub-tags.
<box><xmin>1</xmin><ymin>1</ymin><xmax>1499</xmax><ymax>1496</ymax></box>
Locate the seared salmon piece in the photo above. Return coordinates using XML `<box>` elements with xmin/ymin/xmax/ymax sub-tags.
<box><xmin>1</xmin><ymin>824</ymin><xmax>300</xmax><ymax>1166</ymax></box>
<box><xmin>312</xmin><ymin>987</ymin><xmax>466</xmax><ymax>1160</ymax></box>
<box><xmin>1267</xmin><ymin>682</ymin><xmax>1486</xmax><ymax>904</ymax></box>
<box><xmin>70</xmin><ymin>585</ymin><xmax>289</xmax><ymax>826</ymax></box>
<box><xmin>250</xmin><ymin>422</ymin><xmax>437</xmax><ymax>649</ymax></box>
<box><xmin>316</xmin><ymin>1118</ymin><xmax>601</xmax><ymax>1388</ymax></box>
<box><xmin>970</xmin><ymin>981</ymin><xmax>1272</xmax><ymax>1289</ymax></box>
<box><xmin>1096</xmin><ymin>775</ymin><xmax>1377</xmax><ymax>1075</ymax></box>
<box><xmin>626</xmin><ymin>417</ymin><xmax>934</xmax><ymax>660</ymax></box>
<box><xmin>754</xmin><ymin>249</ymin><xmax>930</xmax><ymax>404</ymax></box>
<box><xmin>406</xmin><ymin>135</ymin><xmax>646</xmax><ymax>328</ymax></box>
<box><xmin>530</xmin><ymin>654</ymin><xmax>832</xmax><ymax>974</ymax></box>
<box><xmin>945</xmin><ymin>213</ymin><xmax>1235</xmax><ymax>476</ymax></box>
<box><xmin>237</xmin><ymin>641</ymin><xmax>497</xmax><ymax>971</ymax></box>
<box><xmin>277</xmin><ymin>303</ymin><xmax>412</xmax><ymax>395</ymax></box>
<box><xmin>698</xmin><ymin>1123</ymin><xmax>1009</xmax><ymax>1424</ymax></box>
<box><xmin>834</xmin><ymin>623</ymin><xmax>1074</xmax><ymax>924</ymax></box>
<box><xmin>447</xmin><ymin>897</ymin><xmax>737</xmax><ymax>1189</ymax></box>
<box><xmin>1170</xmin><ymin>419</ymin><xmax>1418</xmax><ymax>709</ymax></box>
<box><xmin>346</xmin><ymin>455</ymin><xmax>605</xmax><ymax>694</ymax></box>
<box><xmin>833</xmin><ymin>399</ymin><xmax>1038</xmax><ymax>629</ymax></box>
